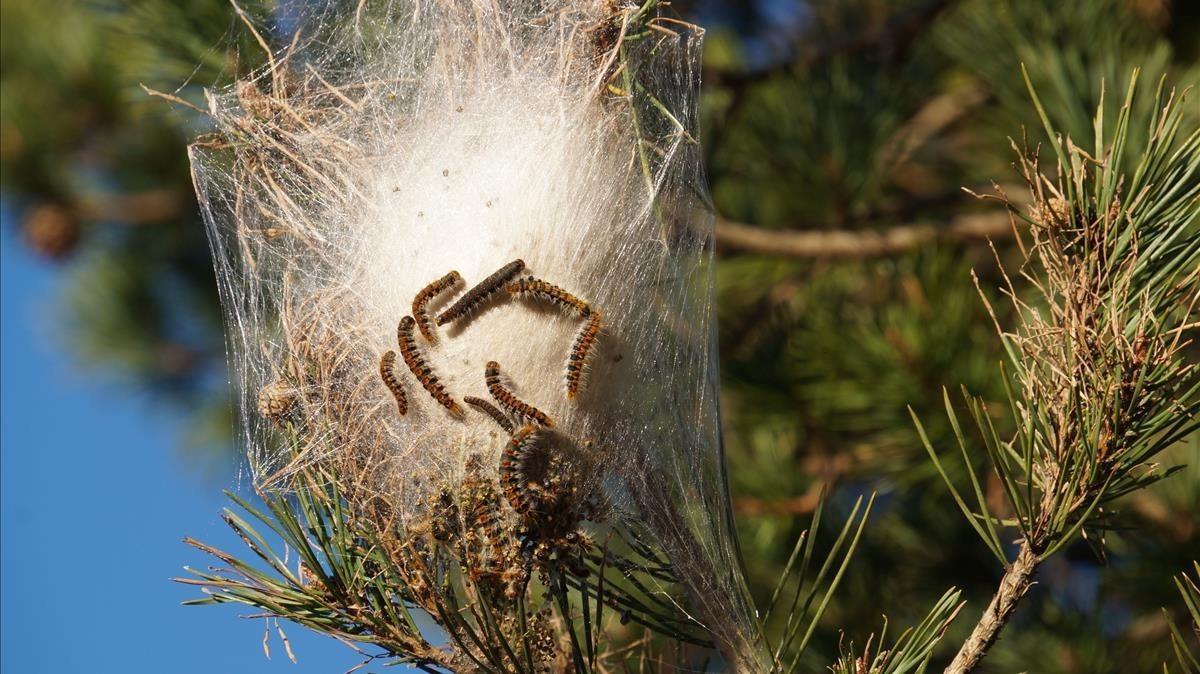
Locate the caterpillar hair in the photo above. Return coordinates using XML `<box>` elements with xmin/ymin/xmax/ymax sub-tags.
<box><xmin>436</xmin><ymin>259</ymin><xmax>525</xmax><ymax>326</ymax></box>
<box><xmin>378</xmin><ymin>350</ymin><xmax>408</xmax><ymax>416</ymax></box>
<box><xmin>485</xmin><ymin>360</ymin><xmax>555</xmax><ymax>427</ymax></box>
<box><xmin>397</xmin><ymin>315</ymin><xmax>463</xmax><ymax>417</ymax></box>
<box><xmin>500</xmin><ymin>424</ymin><xmax>541</xmax><ymax>515</ymax></box>
<box><xmin>505</xmin><ymin>275</ymin><xmax>591</xmax><ymax>316</ymax></box>
<box><xmin>429</xmin><ymin>487</ymin><xmax>460</xmax><ymax>543</ymax></box>
<box><xmin>412</xmin><ymin>270</ymin><xmax>462</xmax><ymax>344</ymax></box>
<box><xmin>463</xmin><ymin>395</ymin><xmax>515</xmax><ymax>433</ymax></box>
<box><xmin>501</xmin><ymin>565</ymin><xmax>529</xmax><ymax>601</ymax></box>
<box><xmin>566</xmin><ymin>311</ymin><xmax>602</xmax><ymax>400</ymax></box>
<box><xmin>460</xmin><ymin>456</ymin><xmax>512</xmax><ymax>586</ymax></box>
<box><xmin>471</xmin><ymin>494</ymin><xmax>507</xmax><ymax>572</ymax></box>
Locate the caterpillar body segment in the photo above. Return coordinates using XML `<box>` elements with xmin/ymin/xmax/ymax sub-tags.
<box><xmin>461</xmin><ymin>455</ymin><xmax>511</xmax><ymax>580</ymax></box>
<box><xmin>413</xmin><ymin>270</ymin><xmax>462</xmax><ymax>344</ymax></box>
<box><xmin>257</xmin><ymin>380</ymin><xmax>298</xmax><ymax>424</ymax></box>
<box><xmin>428</xmin><ymin>487</ymin><xmax>460</xmax><ymax>543</ymax></box>
<box><xmin>437</xmin><ymin>259</ymin><xmax>525</xmax><ymax>326</ymax></box>
<box><xmin>379</xmin><ymin>350</ymin><xmax>408</xmax><ymax>416</ymax></box>
<box><xmin>471</xmin><ymin>493</ymin><xmax>507</xmax><ymax>571</ymax></box>
<box><xmin>463</xmin><ymin>395</ymin><xmax>515</xmax><ymax>433</ymax></box>
<box><xmin>566</xmin><ymin>311</ymin><xmax>602</xmax><ymax>400</ymax></box>
<box><xmin>484</xmin><ymin>360</ymin><xmax>555</xmax><ymax>428</ymax></box>
<box><xmin>505</xmin><ymin>276</ymin><xmax>591</xmax><ymax>317</ymax></box>
<box><xmin>397</xmin><ymin>316</ymin><xmax>463</xmax><ymax>417</ymax></box>
<box><xmin>500</xmin><ymin>424</ymin><xmax>541</xmax><ymax>515</ymax></box>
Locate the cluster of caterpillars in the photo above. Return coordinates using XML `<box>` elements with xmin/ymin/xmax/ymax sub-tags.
<box><xmin>378</xmin><ymin>259</ymin><xmax>603</xmax><ymax>593</ymax></box>
<box><xmin>377</xmin><ymin>259</ymin><xmax>602</xmax><ymax>419</ymax></box>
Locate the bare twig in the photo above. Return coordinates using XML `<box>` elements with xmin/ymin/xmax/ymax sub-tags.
<box><xmin>945</xmin><ymin>543</ymin><xmax>1038</xmax><ymax>674</ymax></box>
<box><xmin>879</xmin><ymin>85</ymin><xmax>991</xmax><ymax>174</ymax></box>
<box><xmin>733</xmin><ymin>486</ymin><xmax>821</xmax><ymax>517</ymax></box>
<box><xmin>141</xmin><ymin>84</ymin><xmax>208</xmax><ymax>115</ymax></box>
<box><xmin>715</xmin><ymin>211</ymin><xmax>1015</xmax><ymax>259</ymax></box>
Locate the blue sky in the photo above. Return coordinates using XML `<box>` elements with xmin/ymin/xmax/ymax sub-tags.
<box><xmin>0</xmin><ymin>221</ymin><xmax>380</xmax><ymax>672</ymax></box>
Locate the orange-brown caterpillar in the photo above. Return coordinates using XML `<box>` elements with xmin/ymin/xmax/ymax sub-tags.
<box><xmin>566</xmin><ymin>311</ymin><xmax>602</xmax><ymax>400</ymax></box>
<box><xmin>378</xmin><ymin>350</ymin><xmax>408</xmax><ymax>416</ymax></box>
<box><xmin>412</xmin><ymin>270</ymin><xmax>462</xmax><ymax>344</ymax></box>
<box><xmin>500</xmin><ymin>424</ymin><xmax>541</xmax><ymax>515</ymax></box>
<box><xmin>397</xmin><ymin>316</ymin><xmax>463</xmax><ymax>417</ymax></box>
<box><xmin>257</xmin><ymin>380</ymin><xmax>298</xmax><ymax>424</ymax></box>
<box><xmin>462</xmin><ymin>455</ymin><xmax>512</xmax><ymax>582</ymax></box>
<box><xmin>436</xmin><ymin>259</ymin><xmax>525</xmax><ymax>326</ymax></box>
<box><xmin>463</xmin><ymin>396</ymin><xmax>514</xmax><ymax>433</ymax></box>
<box><xmin>505</xmin><ymin>276</ymin><xmax>591</xmax><ymax>316</ymax></box>
<box><xmin>485</xmin><ymin>360</ymin><xmax>554</xmax><ymax>428</ymax></box>
<box><xmin>429</xmin><ymin>487</ymin><xmax>460</xmax><ymax>543</ymax></box>
<box><xmin>470</xmin><ymin>493</ymin><xmax>507</xmax><ymax>573</ymax></box>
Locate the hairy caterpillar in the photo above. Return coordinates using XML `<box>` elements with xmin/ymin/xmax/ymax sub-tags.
<box><xmin>412</xmin><ymin>270</ymin><xmax>462</xmax><ymax>344</ymax></box>
<box><xmin>505</xmin><ymin>276</ymin><xmax>591</xmax><ymax>316</ymax></box>
<box><xmin>565</xmin><ymin>311</ymin><xmax>602</xmax><ymax>400</ymax></box>
<box><xmin>436</xmin><ymin>259</ymin><xmax>525</xmax><ymax>326</ymax></box>
<box><xmin>378</xmin><ymin>350</ymin><xmax>408</xmax><ymax>416</ymax></box>
<box><xmin>485</xmin><ymin>360</ymin><xmax>554</xmax><ymax>428</ymax></box>
<box><xmin>461</xmin><ymin>455</ymin><xmax>511</xmax><ymax>584</ymax></box>
<box><xmin>471</xmin><ymin>495</ymin><xmax>507</xmax><ymax>571</ymax></box>
<box><xmin>463</xmin><ymin>395</ymin><xmax>515</xmax><ymax>433</ymax></box>
<box><xmin>257</xmin><ymin>380</ymin><xmax>298</xmax><ymax>424</ymax></box>
<box><xmin>500</xmin><ymin>424</ymin><xmax>541</xmax><ymax>515</ymax></box>
<box><xmin>500</xmin><ymin>564</ymin><xmax>529</xmax><ymax>601</ymax></box>
<box><xmin>397</xmin><ymin>316</ymin><xmax>463</xmax><ymax>417</ymax></box>
<box><xmin>429</xmin><ymin>487</ymin><xmax>460</xmax><ymax>543</ymax></box>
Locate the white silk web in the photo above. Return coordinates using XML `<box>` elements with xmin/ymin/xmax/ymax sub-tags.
<box><xmin>192</xmin><ymin>1</ymin><xmax>765</xmax><ymax>668</ymax></box>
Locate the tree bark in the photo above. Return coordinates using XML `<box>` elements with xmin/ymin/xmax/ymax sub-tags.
<box><xmin>945</xmin><ymin>542</ymin><xmax>1039</xmax><ymax>674</ymax></box>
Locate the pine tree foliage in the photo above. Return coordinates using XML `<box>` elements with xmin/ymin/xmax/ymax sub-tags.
<box><xmin>0</xmin><ymin>0</ymin><xmax>1198</xmax><ymax>671</ymax></box>
<box><xmin>1167</xmin><ymin>562</ymin><xmax>1200</xmax><ymax>672</ymax></box>
<box><xmin>912</xmin><ymin>71</ymin><xmax>1198</xmax><ymax>672</ymax></box>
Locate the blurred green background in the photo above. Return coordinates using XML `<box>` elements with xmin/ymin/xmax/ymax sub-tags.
<box><xmin>1</xmin><ymin>0</ymin><xmax>1197</xmax><ymax>671</ymax></box>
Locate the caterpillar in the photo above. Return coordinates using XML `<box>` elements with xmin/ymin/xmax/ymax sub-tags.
<box><xmin>485</xmin><ymin>360</ymin><xmax>554</xmax><ymax>428</ymax></box>
<box><xmin>397</xmin><ymin>316</ymin><xmax>463</xmax><ymax>417</ymax></box>
<box><xmin>500</xmin><ymin>564</ymin><xmax>529</xmax><ymax>601</ymax></box>
<box><xmin>436</xmin><ymin>259</ymin><xmax>525</xmax><ymax>326</ymax></box>
<box><xmin>505</xmin><ymin>276</ymin><xmax>591</xmax><ymax>316</ymax></box>
<box><xmin>257</xmin><ymin>380</ymin><xmax>298</xmax><ymax>424</ymax></box>
<box><xmin>429</xmin><ymin>487</ymin><xmax>460</xmax><ymax>543</ymax></box>
<box><xmin>461</xmin><ymin>456</ymin><xmax>510</xmax><ymax>584</ymax></box>
<box><xmin>412</xmin><ymin>270</ymin><xmax>462</xmax><ymax>344</ymax></box>
<box><xmin>472</xmin><ymin>494</ymin><xmax>507</xmax><ymax>571</ymax></box>
<box><xmin>566</xmin><ymin>311</ymin><xmax>602</xmax><ymax>400</ymax></box>
<box><xmin>500</xmin><ymin>424</ymin><xmax>541</xmax><ymax>515</ymax></box>
<box><xmin>378</xmin><ymin>350</ymin><xmax>408</xmax><ymax>416</ymax></box>
<box><xmin>463</xmin><ymin>395</ymin><xmax>515</xmax><ymax>433</ymax></box>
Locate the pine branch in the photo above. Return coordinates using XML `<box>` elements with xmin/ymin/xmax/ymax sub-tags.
<box><xmin>830</xmin><ymin>587</ymin><xmax>965</xmax><ymax>674</ymax></box>
<box><xmin>1165</xmin><ymin>561</ymin><xmax>1200</xmax><ymax>672</ymax></box>
<box><xmin>914</xmin><ymin>71</ymin><xmax>1200</xmax><ymax>673</ymax></box>
<box><xmin>715</xmin><ymin>211</ymin><xmax>1014</xmax><ymax>259</ymax></box>
<box><xmin>943</xmin><ymin>543</ymin><xmax>1037</xmax><ymax>674</ymax></box>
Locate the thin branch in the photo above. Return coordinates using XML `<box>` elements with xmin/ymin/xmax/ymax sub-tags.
<box><xmin>74</xmin><ymin>188</ymin><xmax>188</xmax><ymax>224</ymax></box>
<box><xmin>879</xmin><ymin>84</ymin><xmax>992</xmax><ymax>175</ymax></box>
<box><xmin>141</xmin><ymin>84</ymin><xmax>208</xmax><ymax>115</ymax></box>
<box><xmin>944</xmin><ymin>542</ymin><xmax>1039</xmax><ymax>674</ymax></box>
<box><xmin>733</xmin><ymin>484</ymin><xmax>822</xmax><ymax>517</ymax></box>
<box><xmin>715</xmin><ymin>211</ymin><xmax>1016</xmax><ymax>259</ymax></box>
